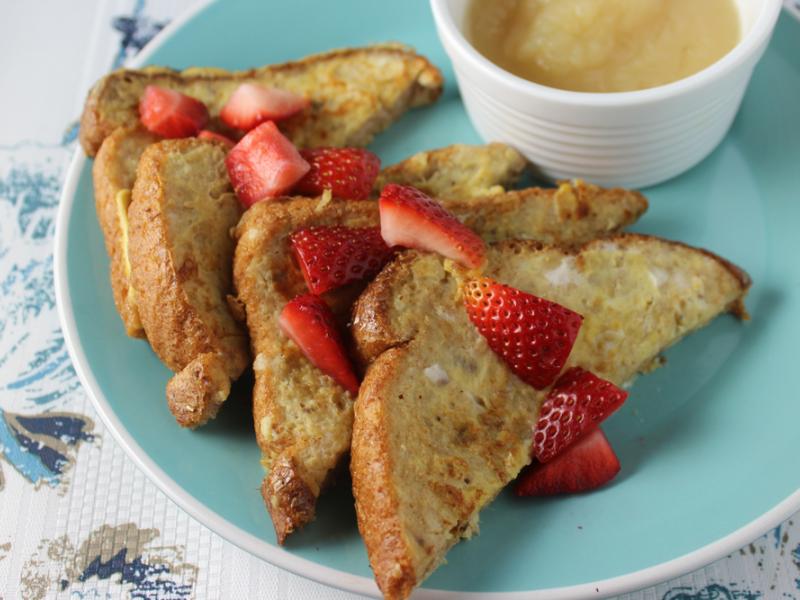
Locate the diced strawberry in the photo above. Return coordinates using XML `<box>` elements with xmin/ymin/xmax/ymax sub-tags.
<box><xmin>225</xmin><ymin>121</ymin><xmax>310</xmax><ymax>207</ymax></box>
<box><xmin>294</xmin><ymin>148</ymin><xmax>381</xmax><ymax>200</ymax></box>
<box><xmin>279</xmin><ymin>294</ymin><xmax>359</xmax><ymax>395</ymax></box>
<box><xmin>198</xmin><ymin>129</ymin><xmax>235</xmax><ymax>149</ymax></box>
<box><xmin>220</xmin><ymin>83</ymin><xmax>309</xmax><ymax>131</ymax></box>
<box><xmin>463</xmin><ymin>277</ymin><xmax>583</xmax><ymax>390</ymax></box>
<box><xmin>515</xmin><ymin>428</ymin><xmax>620</xmax><ymax>496</ymax></box>
<box><xmin>139</xmin><ymin>85</ymin><xmax>209</xmax><ymax>138</ymax></box>
<box><xmin>378</xmin><ymin>184</ymin><xmax>486</xmax><ymax>268</ymax></box>
<box><xmin>290</xmin><ymin>226</ymin><xmax>395</xmax><ymax>295</ymax></box>
<box><xmin>533</xmin><ymin>367</ymin><xmax>628</xmax><ymax>463</ymax></box>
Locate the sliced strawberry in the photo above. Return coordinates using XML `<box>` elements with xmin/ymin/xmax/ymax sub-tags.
<box><xmin>279</xmin><ymin>294</ymin><xmax>359</xmax><ymax>395</ymax></box>
<box><xmin>378</xmin><ymin>184</ymin><xmax>486</xmax><ymax>268</ymax></box>
<box><xmin>290</xmin><ymin>226</ymin><xmax>394</xmax><ymax>295</ymax></box>
<box><xmin>139</xmin><ymin>85</ymin><xmax>209</xmax><ymax>138</ymax></box>
<box><xmin>220</xmin><ymin>83</ymin><xmax>309</xmax><ymax>131</ymax></box>
<box><xmin>198</xmin><ymin>129</ymin><xmax>235</xmax><ymax>149</ymax></box>
<box><xmin>515</xmin><ymin>428</ymin><xmax>620</xmax><ymax>496</ymax></box>
<box><xmin>533</xmin><ymin>367</ymin><xmax>628</xmax><ymax>463</ymax></box>
<box><xmin>294</xmin><ymin>148</ymin><xmax>381</xmax><ymax>200</ymax></box>
<box><xmin>225</xmin><ymin>121</ymin><xmax>310</xmax><ymax>207</ymax></box>
<box><xmin>463</xmin><ymin>278</ymin><xmax>583</xmax><ymax>390</ymax></box>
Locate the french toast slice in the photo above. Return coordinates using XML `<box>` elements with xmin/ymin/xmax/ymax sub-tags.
<box><xmin>92</xmin><ymin>125</ymin><xmax>159</xmax><ymax>338</ymax></box>
<box><xmin>350</xmin><ymin>236</ymin><xmax>751</xmax><ymax>599</ymax></box>
<box><xmin>372</xmin><ymin>143</ymin><xmax>527</xmax><ymax>199</ymax></box>
<box><xmin>232</xmin><ymin>181</ymin><xmax>647</xmax><ymax>542</ymax></box>
<box><xmin>80</xmin><ymin>44</ymin><xmax>443</xmax><ymax>156</ymax></box>
<box><xmin>128</xmin><ymin>138</ymin><xmax>249</xmax><ymax>428</ymax></box>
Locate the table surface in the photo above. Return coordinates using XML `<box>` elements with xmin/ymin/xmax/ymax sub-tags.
<box><xmin>2</xmin><ymin>1</ymin><xmax>800</xmax><ymax>598</ymax></box>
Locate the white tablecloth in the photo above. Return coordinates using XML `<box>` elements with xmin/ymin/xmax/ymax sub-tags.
<box><xmin>1</xmin><ymin>1</ymin><xmax>799</xmax><ymax>598</ymax></box>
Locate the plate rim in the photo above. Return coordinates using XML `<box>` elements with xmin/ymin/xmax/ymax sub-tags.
<box><xmin>52</xmin><ymin>2</ymin><xmax>800</xmax><ymax>598</ymax></box>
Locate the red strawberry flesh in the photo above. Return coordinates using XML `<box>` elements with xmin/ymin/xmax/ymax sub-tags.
<box><xmin>290</xmin><ymin>226</ymin><xmax>395</xmax><ymax>295</ymax></box>
<box><xmin>279</xmin><ymin>294</ymin><xmax>359</xmax><ymax>395</ymax></box>
<box><xmin>378</xmin><ymin>184</ymin><xmax>485</xmax><ymax>268</ymax></box>
<box><xmin>225</xmin><ymin>121</ymin><xmax>310</xmax><ymax>207</ymax></box>
<box><xmin>463</xmin><ymin>277</ymin><xmax>583</xmax><ymax>390</ymax></box>
<box><xmin>533</xmin><ymin>367</ymin><xmax>628</xmax><ymax>463</ymax></box>
<box><xmin>139</xmin><ymin>85</ymin><xmax>209</xmax><ymax>138</ymax></box>
<box><xmin>294</xmin><ymin>147</ymin><xmax>381</xmax><ymax>200</ymax></box>
<box><xmin>515</xmin><ymin>428</ymin><xmax>620</xmax><ymax>496</ymax></box>
<box><xmin>220</xmin><ymin>83</ymin><xmax>309</xmax><ymax>131</ymax></box>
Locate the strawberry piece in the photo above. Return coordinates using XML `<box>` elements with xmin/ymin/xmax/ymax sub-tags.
<box><xmin>294</xmin><ymin>147</ymin><xmax>381</xmax><ymax>200</ymax></box>
<box><xmin>198</xmin><ymin>129</ymin><xmax>235</xmax><ymax>148</ymax></box>
<box><xmin>225</xmin><ymin>121</ymin><xmax>310</xmax><ymax>207</ymax></box>
<box><xmin>515</xmin><ymin>428</ymin><xmax>620</xmax><ymax>496</ymax></box>
<box><xmin>279</xmin><ymin>294</ymin><xmax>359</xmax><ymax>395</ymax></box>
<box><xmin>463</xmin><ymin>277</ymin><xmax>583</xmax><ymax>389</ymax></box>
<box><xmin>378</xmin><ymin>184</ymin><xmax>486</xmax><ymax>268</ymax></box>
<box><xmin>290</xmin><ymin>226</ymin><xmax>394</xmax><ymax>294</ymax></box>
<box><xmin>139</xmin><ymin>85</ymin><xmax>209</xmax><ymax>138</ymax></box>
<box><xmin>533</xmin><ymin>367</ymin><xmax>628</xmax><ymax>463</ymax></box>
<box><xmin>220</xmin><ymin>83</ymin><xmax>309</xmax><ymax>131</ymax></box>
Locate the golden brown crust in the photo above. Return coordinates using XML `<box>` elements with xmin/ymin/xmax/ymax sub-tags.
<box><xmin>351</xmin><ymin>346</ymin><xmax>417</xmax><ymax>600</ymax></box>
<box><xmin>92</xmin><ymin>125</ymin><xmax>159</xmax><ymax>337</ymax></box>
<box><xmin>262</xmin><ymin>455</ymin><xmax>318</xmax><ymax>545</ymax></box>
<box><xmin>128</xmin><ymin>138</ymin><xmax>249</xmax><ymax>426</ymax></box>
<box><xmin>166</xmin><ymin>352</ymin><xmax>231</xmax><ymax>428</ymax></box>
<box><xmin>80</xmin><ymin>44</ymin><xmax>443</xmax><ymax>156</ymax></box>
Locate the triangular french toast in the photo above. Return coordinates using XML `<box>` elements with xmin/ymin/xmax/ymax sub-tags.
<box><xmin>80</xmin><ymin>44</ymin><xmax>443</xmax><ymax>156</ymax></box>
<box><xmin>128</xmin><ymin>137</ymin><xmax>249</xmax><ymax>428</ymax></box>
<box><xmin>350</xmin><ymin>236</ymin><xmax>750</xmax><ymax>599</ymax></box>
<box><xmin>232</xmin><ymin>181</ymin><xmax>647</xmax><ymax>542</ymax></box>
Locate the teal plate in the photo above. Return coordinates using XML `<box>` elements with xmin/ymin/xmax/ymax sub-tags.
<box><xmin>55</xmin><ymin>2</ymin><xmax>800</xmax><ymax>597</ymax></box>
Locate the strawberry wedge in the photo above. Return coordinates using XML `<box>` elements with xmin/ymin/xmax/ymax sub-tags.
<box><xmin>533</xmin><ymin>367</ymin><xmax>628</xmax><ymax>463</ymax></box>
<box><xmin>290</xmin><ymin>226</ymin><xmax>395</xmax><ymax>294</ymax></box>
<box><xmin>463</xmin><ymin>277</ymin><xmax>583</xmax><ymax>390</ymax></box>
<box><xmin>221</xmin><ymin>83</ymin><xmax>309</xmax><ymax>131</ymax></box>
<box><xmin>378</xmin><ymin>184</ymin><xmax>486</xmax><ymax>269</ymax></box>
<box><xmin>279</xmin><ymin>294</ymin><xmax>359</xmax><ymax>395</ymax></box>
<box><xmin>225</xmin><ymin>121</ymin><xmax>310</xmax><ymax>208</ymax></box>
<box><xmin>139</xmin><ymin>85</ymin><xmax>209</xmax><ymax>138</ymax></box>
<box><xmin>516</xmin><ymin>428</ymin><xmax>620</xmax><ymax>496</ymax></box>
<box><xmin>295</xmin><ymin>148</ymin><xmax>381</xmax><ymax>200</ymax></box>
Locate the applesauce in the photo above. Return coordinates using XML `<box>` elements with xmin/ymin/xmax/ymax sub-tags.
<box><xmin>466</xmin><ymin>0</ymin><xmax>741</xmax><ymax>93</ymax></box>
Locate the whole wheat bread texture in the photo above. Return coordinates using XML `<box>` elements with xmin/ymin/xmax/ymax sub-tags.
<box><xmin>232</xmin><ymin>180</ymin><xmax>648</xmax><ymax>542</ymax></box>
<box><xmin>350</xmin><ymin>236</ymin><xmax>750</xmax><ymax>599</ymax></box>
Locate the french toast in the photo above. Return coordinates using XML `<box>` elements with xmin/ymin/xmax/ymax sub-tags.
<box><xmin>372</xmin><ymin>143</ymin><xmax>527</xmax><ymax>199</ymax></box>
<box><xmin>350</xmin><ymin>236</ymin><xmax>751</xmax><ymax>599</ymax></box>
<box><xmin>128</xmin><ymin>138</ymin><xmax>249</xmax><ymax>428</ymax></box>
<box><xmin>232</xmin><ymin>181</ymin><xmax>647</xmax><ymax>542</ymax></box>
<box><xmin>80</xmin><ymin>44</ymin><xmax>443</xmax><ymax>156</ymax></box>
<box><xmin>92</xmin><ymin>125</ymin><xmax>159</xmax><ymax>338</ymax></box>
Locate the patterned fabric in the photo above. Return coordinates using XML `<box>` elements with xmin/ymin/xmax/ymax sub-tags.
<box><xmin>0</xmin><ymin>1</ymin><xmax>799</xmax><ymax>598</ymax></box>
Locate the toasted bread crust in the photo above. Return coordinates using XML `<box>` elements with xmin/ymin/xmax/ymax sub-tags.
<box><xmin>350</xmin><ymin>235</ymin><xmax>751</xmax><ymax>597</ymax></box>
<box><xmin>166</xmin><ymin>352</ymin><xmax>231</xmax><ymax>428</ymax></box>
<box><xmin>262</xmin><ymin>455</ymin><xmax>318</xmax><ymax>545</ymax></box>
<box><xmin>129</xmin><ymin>138</ymin><xmax>249</xmax><ymax>426</ymax></box>
<box><xmin>80</xmin><ymin>44</ymin><xmax>443</xmax><ymax>156</ymax></box>
<box><xmin>92</xmin><ymin>126</ymin><xmax>159</xmax><ymax>337</ymax></box>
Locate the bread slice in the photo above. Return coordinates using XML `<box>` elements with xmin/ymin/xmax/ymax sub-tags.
<box><xmin>128</xmin><ymin>138</ymin><xmax>249</xmax><ymax>427</ymax></box>
<box><xmin>350</xmin><ymin>236</ymin><xmax>750</xmax><ymax>599</ymax></box>
<box><xmin>372</xmin><ymin>143</ymin><xmax>527</xmax><ymax>199</ymax></box>
<box><xmin>80</xmin><ymin>44</ymin><xmax>443</xmax><ymax>156</ymax></box>
<box><xmin>232</xmin><ymin>181</ymin><xmax>647</xmax><ymax>542</ymax></box>
<box><xmin>92</xmin><ymin>125</ymin><xmax>159</xmax><ymax>337</ymax></box>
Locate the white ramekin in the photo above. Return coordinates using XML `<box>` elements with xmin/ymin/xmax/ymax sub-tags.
<box><xmin>430</xmin><ymin>0</ymin><xmax>784</xmax><ymax>188</ymax></box>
